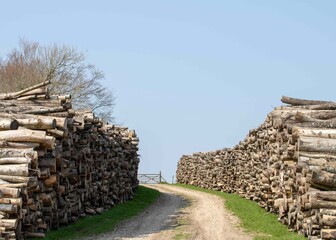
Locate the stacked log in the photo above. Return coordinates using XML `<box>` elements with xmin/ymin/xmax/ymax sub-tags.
<box><xmin>0</xmin><ymin>82</ymin><xmax>139</xmax><ymax>239</ymax></box>
<box><xmin>177</xmin><ymin>96</ymin><xmax>336</xmax><ymax>239</ymax></box>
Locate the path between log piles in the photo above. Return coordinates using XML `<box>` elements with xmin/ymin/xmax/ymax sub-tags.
<box><xmin>84</xmin><ymin>184</ymin><xmax>253</xmax><ymax>240</ymax></box>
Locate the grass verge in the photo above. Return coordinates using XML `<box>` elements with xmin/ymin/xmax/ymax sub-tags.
<box><xmin>40</xmin><ymin>185</ymin><xmax>160</xmax><ymax>240</ymax></box>
<box><xmin>176</xmin><ymin>184</ymin><xmax>306</xmax><ymax>240</ymax></box>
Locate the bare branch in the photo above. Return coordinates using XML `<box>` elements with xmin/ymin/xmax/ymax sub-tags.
<box><xmin>0</xmin><ymin>39</ymin><xmax>115</xmax><ymax>121</ymax></box>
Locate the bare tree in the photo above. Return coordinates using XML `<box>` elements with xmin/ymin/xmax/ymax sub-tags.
<box><xmin>0</xmin><ymin>40</ymin><xmax>115</xmax><ymax>122</ymax></box>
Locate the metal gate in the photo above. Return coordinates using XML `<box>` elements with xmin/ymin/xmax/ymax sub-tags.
<box><xmin>138</xmin><ymin>171</ymin><xmax>167</xmax><ymax>184</ymax></box>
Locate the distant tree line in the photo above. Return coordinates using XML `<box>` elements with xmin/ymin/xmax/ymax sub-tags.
<box><xmin>0</xmin><ymin>39</ymin><xmax>115</xmax><ymax>122</ymax></box>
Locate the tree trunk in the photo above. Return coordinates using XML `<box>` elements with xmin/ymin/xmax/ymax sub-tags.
<box><xmin>0</xmin><ymin>129</ymin><xmax>55</xmax><ymax>148</ymax></box>
<box><xmin>310</xmin><ymin>191</ymin><xmax>336</xmax><ymax>201</ymax></box>
<box><xmin>25</xmin><ymin>232</ymin><xmax>45</xmax><ymax>238</ymax></box>
<box><xmin>0</xmin><ymin>175</ymin><xmax>31</xmax><ymax>183</ymax></box>
<box><xmin>0</xmin><ymin>198</ymin><xmax>21</xmax><ymax>206</ymax></box>
<box><xmin>0</xmin><ymin>118</ymin><xmax>19</xmax><ymax>130</ymax></box>
<box><xmin>320</xmin><ymin>209</ymin><xmax>336</xmax><ymax>216</ymax></box>
<box><xmin>321</xmin><ymin>229</ymin><xmax>336</xmax><ymax>239</ymax></box>
<box><xmin>309</xmin><ymin>198</ymin><xmax>336</xmax><ymax>209</ymax></box>
<box><xmin>298</xmin><ymin>136</ymin><xmax>336</xmax><ymax>153</ymax></box>
<box><xmin>310</xmin><ymin>171</ymin><xmax>336</xmax><ymax>188</ymax></box>
<box><xmin>0</xmin><ymin>129</ymin><xmax>46</xmax><ymax>143</ymax></box>
<box><xmin>0</xmin><ymin>157</ymin><xmax>32</xmax><ymax>165</ymax></box>
<box><xmin>322</xmin><ymin>215</ymin><xmax>336</xmax><ymax>227</ymax></box>
<box><xmin>18</xmin><ymin>86</ymin><xmax>47</xmax><ymax>97</ymax></box>
<box><xmin>309</xmin><ymin>111</ymin><xmax>336</xmax><ymax>120</ymax></box>
<box><xmin>16</xmin><ymin>118</ymin><xmax>56</xmax><ymax>130</ymax></box>
<box><xmin>0</xmin><ymin>204</ymin><xmax>16</xmax><ymax>213</ymax></box>
<box><xmin>0</xmin><ymin>81</ymin><xmax>50</xmax><ymax>100</ymax></box>
<box><xmin>0</xmin><ymin>219</ymin><xmax>17</xmax><ymax>229</ymax></box>
<box><xmin>23</xmin><ymin>106</ymin><xmax>66</xmax><ymax>115</ymax></box>
<box><xmin>293</xmin><ymin>127</ymin><xmax>336</xmax><ymax>140</ymax></box>
<box><xmin>0</xmin><ymin>187</ymin><xmax>21</xmax><ymax>198</ymax></box>
<box><xmin>0</xmin><ymin>164</ymin><xmax>29</xmax><ymax>177</ymax></box>
<box><xmin>0</xmin><ymin>113</ymin><xmax>67</xmax><ymax>129</ymax></box>
<box><xmin>0</xmin><ymin>141</ymin><xmax>40</xmax><ymax>149</ymax></box>
<box><xmin>0</xmin><ymin>148</ymin><xmax>37</xmax><ymax>159</ymax></box>
<box><xmin>44</xmin><ymin>174</ymin><xmax>57</xmax><ymax>187</ymax></box>
<box><xmin>281</xmin><ymin>96</ymin><xmax>332</xmax><ymax>106</ymax></box>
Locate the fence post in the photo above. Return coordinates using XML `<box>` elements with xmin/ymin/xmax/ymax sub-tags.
<box><xmin>159</xmin><ymin>171</ymin><xmax>162</xmax><ymax>183</ymax></box>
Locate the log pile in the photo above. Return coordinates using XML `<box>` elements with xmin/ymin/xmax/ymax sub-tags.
<box><xmin>177</xmin><ymin>96</ymin><xmax>336</xmax><ymax>239</ymax></box>
<box><xmin>0</xmin><ymin>82</ymin><xmax>139</xmax><ymax>239</ymax></box>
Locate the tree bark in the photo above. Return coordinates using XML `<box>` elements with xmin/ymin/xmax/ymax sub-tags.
<box><xmin>306</xmin><ymin>103</ymin><xmax>336</xmax><ymax>110</ymax></box>
<box><xmin>277</xmin><ymin>103</ymin><xmax>336</xmax><ymax>110</ymax></box>
<box><xmin>0</xmin><ymin>164</ymin><xmax>29</xmax><ymax>177</ymax></box>
<box><xmin>23</xmin><ymin>106</ymin><xmax>66</xmax><ymax>115</ymax></box>
<box><xmin>0</xmin><ymin>175</ymin><xmax>31</xmax><ymax>183</ymax></box>
<box><xmin>0</xmin><ymin>129</ymin><xmax>46</xmax><ymax>143</ymax></box>
<box><xmin>17</xmin><ymin>94</ymin><xmax>47</xmax><ymax>100</ymax></box>
<box><xmin>0</xmin><ymin>113</ymin><xmax>67</xmax><ymax>129</ymax></box>
<box><xmin>0</xmin><ymin>219</ymin><xmax>17</xmax><ymax>229</ymax></box>
<box><xmin>0</xmin><ymin>129</ymin><xmax>55</xmax><ymax>148</ymax></box>
<box><xmin>44</xmin><ymin>174</ymin><xmax>57</xmax><ymax>187</ymax></box>
<box><xmin>25</xmin><ymin>232</ymin><xmax>45</xmax><ymax>238</ymax></box>
<box><xmin>281</xmin><ymin>96</ymin><xmax>333</xmax><ymax>106</ymax></box>
<box><xmin>309</xmin><ymin>198</ymin><xmax>336</xmax><ymax>209</ymax></box>
<box><xmin>0</xmin><ymin>118</ymin><xmax>19</xmax><ymax>130</ymax></box>
<box><xmin>298</xmin><ymin>136</ymin><xmax>336</xmax><ymax>153</ymax></box>
<box><xmin>0</xmin><ymin>148</ymin><xmax>37</xmax><ymax>159</ymax></box>
<box><xmin>0</xmin><ymin>204</ymin><xmax>16</xmax><ymax>213</ymax></box>
<box><xmin>320</xmin><ymin>209</ymin><xmax>336</xmax><ymax>216</ymax></box>
<box><xmin>310</xmin><ymin>171</ymin><xmax>336</xmax><ymax>188</ymax></box>
<box><xmin>0</xmin><ymin>198</ymin><xmax>22</xmax><ymax>205</ymax></box>
<box><xmin>0</xmin><ymin>81</ymin><xmax>50</xmax><ymax>100</ymax></box>
<box><xmin>0</xmin><ymin>157</ymin><xmax>32</xmax><ymax>165</ymax></box>
<box><xmin>17</xmin><ymin>86</ymin><xmax>47</xmax><ymax>98</ymax></box>
<box><xmin>293</xmin><ymin>127</ymin><xmax>336</xmax><ymax>140</ymax></box>
<box><xmin>310</xmin><ymin>191</ymin><xmax>336</xmax><ymax>201</ymax></box>
<box><xmin>47</xmin><ymin>129</ymin><xmax>66</xmax><ymax>138</ymax></box>
<box><xmin>321</xmin><ymin>229</ymin><xmax>336</xmax><ymax>239</ymax></box>
<box><xmin>309</xmin><ymin>111</ymin><xmax>336</xmax><ymax>120</ymax></box>
<box><xmin>0</xmin><ymin>187</ymin><xmax>20</xmax><ymax>198</ymax></box>
<box><xmin>16</xmin><ymin>118</ymin><xmax>56</xmax><ymax>130</ymax></box>
<box><xmin>1</xmin><ymin>99</ymin><xmax>62</xmax><ymax>108</ymax></box>
<box><xmin>297</xmin><ymin>151</ymin><xmax>336</xmax><ymax>160</ymax></box>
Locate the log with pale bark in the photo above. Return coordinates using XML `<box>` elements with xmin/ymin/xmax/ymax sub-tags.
<box><xmin>281</xmin><ymin>96</ymin><xmax>333</xmax><ymax>106</ymax></box>
<box><xmin>0</xmin><ymin>113</ymin><xmax>67</xmax><ymax>129</ymax></box>
<box><xmin>0</xmin><ymin>129</ymin><xmax>55</xmax><ymax>149</ymax></box>
<box><xmin>0</xmin><ymin>118</ymin><xmax>19</xmax><ymax>131</ymax></box>
<box><xmin>298</xmin><ymin>136</ymin><xmax>336</xmax><ymax>153</ymax></box>
<box><xmin>0</xmin><ymin>81</ymin><xmax>50</xmax><ymax>100</ymax></box>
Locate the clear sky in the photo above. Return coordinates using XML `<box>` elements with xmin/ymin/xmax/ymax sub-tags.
<box><xmin>1</xmin><ymin>1</ymin><xmax>336</xmax><ymax>181</ymax></box>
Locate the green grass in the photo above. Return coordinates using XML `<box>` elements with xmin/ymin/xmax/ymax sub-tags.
<box><xmin>173</xmin><ymin>232</ymin><xmax>190</xmax><ymax>240</ymax></box>
<box><xmin>41</xmin><ymin>185</ymin><xmax>160</xmax><ymax>240</ymax></box>
<box><xmin>173</xmin><ymin>215</ymin><xmax>191</xmax><ymax>240</ymax></box>
<box><xmin>176</xmin><ymin>184</ymin><xmax>306</xmax><ymax>240</ymax></box>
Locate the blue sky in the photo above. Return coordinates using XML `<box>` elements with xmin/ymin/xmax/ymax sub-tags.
<box><xmin>1</xmin><ymin>1</ymin><xmax>336</xmax><ymax>181</ymax></box>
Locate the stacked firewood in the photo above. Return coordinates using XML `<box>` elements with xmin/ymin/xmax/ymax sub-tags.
<box><xmin>0</xmin><ymin>82</ymin><xmax>139</xmax><ymax>239</ymax></box>
<box><xmin>177</xmin><ymin>96</ymin><xmax>336</xmax><ymax>239</ymax></box>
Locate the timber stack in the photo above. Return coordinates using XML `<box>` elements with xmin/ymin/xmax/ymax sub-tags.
<box><xmin>0</xmin><ymin>81</ymin><xmax>139</xmax><ymax>239</ymax></box>
<box><xmin>177</xmin><ymin>96</ymin><xmax>336</xmax><ymax>239</ymax></box>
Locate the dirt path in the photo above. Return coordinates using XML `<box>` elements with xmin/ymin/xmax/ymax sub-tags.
<box><xmin>84</xmin><ymin>184</ymin><xmax>253</xmax><ymax>240</ymax></box>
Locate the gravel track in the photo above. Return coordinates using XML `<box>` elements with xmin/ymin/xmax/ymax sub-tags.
<box><xmin>83</xmin><ymin>184</ymin><xmax>253</xmax><ymax>240</ymax></box>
